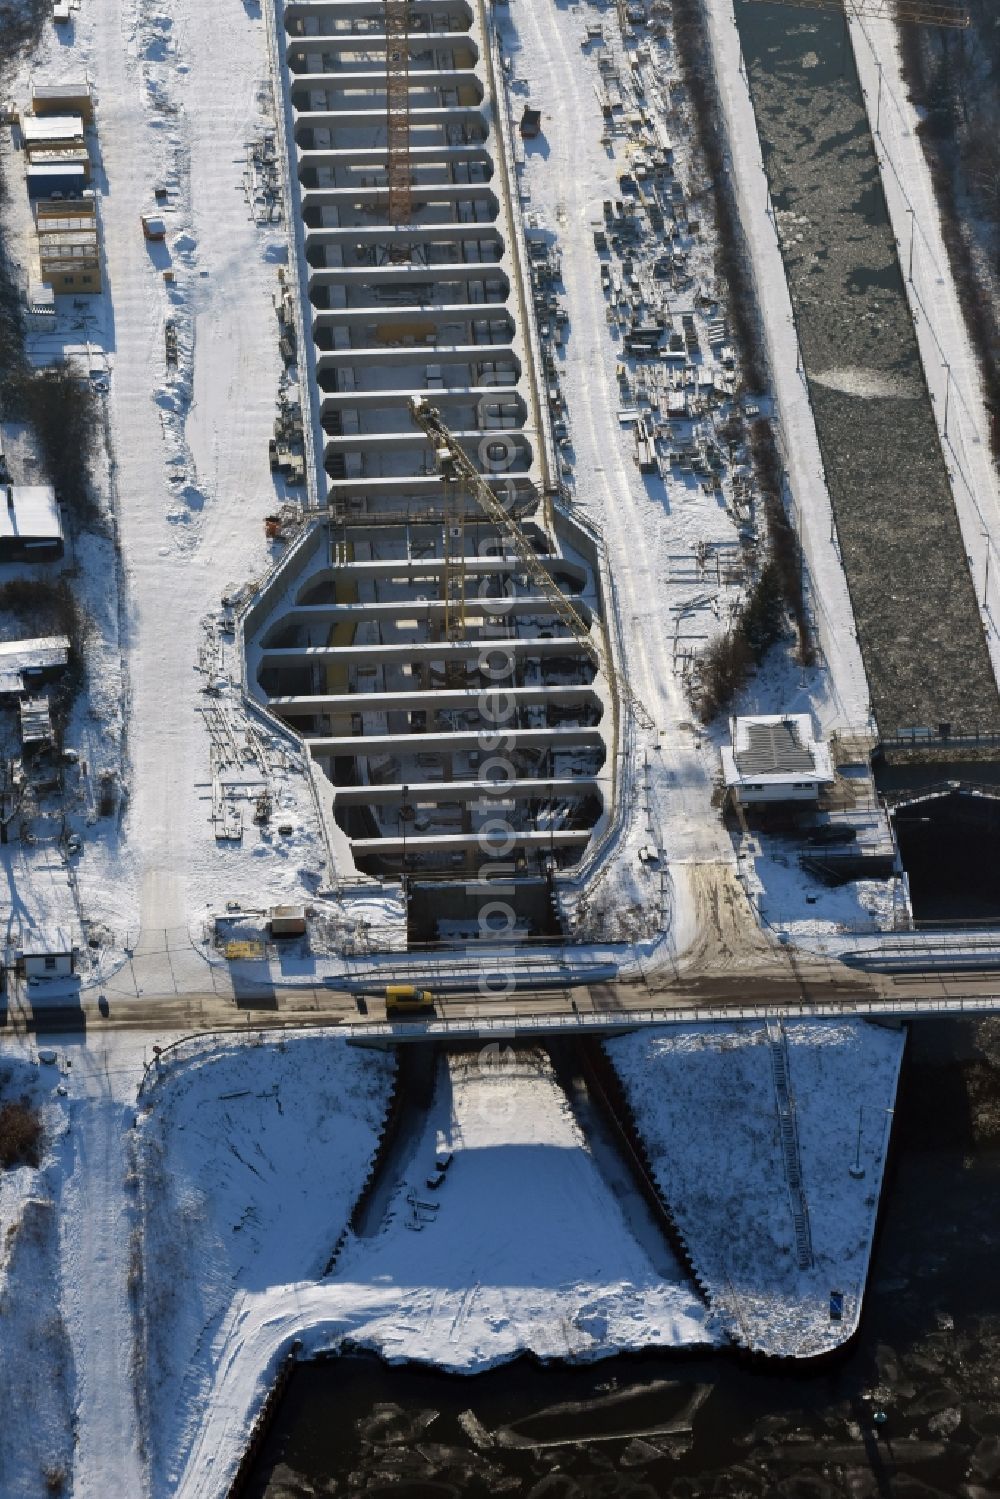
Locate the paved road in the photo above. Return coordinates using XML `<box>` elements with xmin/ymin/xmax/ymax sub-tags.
<box><xmin>5</xmin><ymin>952</ymin><xmax>1000</xmax><ymax>1040</ymax></box>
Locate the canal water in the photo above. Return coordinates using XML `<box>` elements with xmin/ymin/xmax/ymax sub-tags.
<box><xmin>247</xmin><ymin>1018</ymin><xmax>1000</xmax><ymax>1497</ymax></box>
<box><xmin>732</xmin><ymin>2</ymin><xmax>1000</xmax><ymax>739</ymax></box>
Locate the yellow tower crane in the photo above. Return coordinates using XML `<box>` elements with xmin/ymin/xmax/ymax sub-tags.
<box><xmin>385</xmin><ymin>0</ymin><xmax>413</xmax><ymax>226</ymax></box>
<box><xmin>408</xmin><ymin>396</ymin><xmax>655</xmax><ymax>731</ymax></box>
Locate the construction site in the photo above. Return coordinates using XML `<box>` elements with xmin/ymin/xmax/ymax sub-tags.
<box><xmin>7</xmin><ymin>0</ymin><xmax>1000</xmax><ymax>1492</ymax></box>
<box><xmin>245</xmin><ymin>0</ymin><xmax>624</xmax><ymax>933</ymax></box>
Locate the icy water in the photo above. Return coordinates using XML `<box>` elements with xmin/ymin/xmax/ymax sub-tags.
<box><xmin>733</xmin><ymin>2</ymin><xmax>1000</xmax><ymax>739</ymax></box>
<box><xmin>248</xmin><ymin>1020</ymin><xmax>1000</xmax><ymax>1497</ymax></box>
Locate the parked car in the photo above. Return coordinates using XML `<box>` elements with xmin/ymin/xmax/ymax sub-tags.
<box><xmin>806</xmin><ymin>825</ymin><xmax>857</xmax><ymax>847</ymax></box>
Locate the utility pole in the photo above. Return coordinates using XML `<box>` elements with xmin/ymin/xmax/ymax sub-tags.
<box><xmin>942</xmin><ymin>360</ymin><xmax>951</xmax><ymax>437</ymax></box>
<box><xmin>907</xmin><ymin>207</ymin><xmax>916</xmax><ymax>284</ymax></box>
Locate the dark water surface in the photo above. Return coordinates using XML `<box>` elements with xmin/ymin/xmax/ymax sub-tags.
<box><xmin>734</xmin><ymin>1</ymin><xmax>999</xmax><ymax>738</ymax></box>
<box><xmin>248</xmin><ymin>1020</ymin><xmax>1000</xmax><ymax>1497</ymax></box>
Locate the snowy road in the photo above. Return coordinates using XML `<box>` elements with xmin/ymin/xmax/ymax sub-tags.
<box><xmin>59</xmin><ymin>1038</ymin><xmax>146</xmax><ymax>1498</ymax></box>
<box><xmin>504</xmin><ymin>0</ymin><xmax>758</xmax><ymax>960</ymax></box>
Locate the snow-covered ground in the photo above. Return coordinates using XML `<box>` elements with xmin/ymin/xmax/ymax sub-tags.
<box><xmin>0</xmin><ymin>0</ymin><xmax>916</xmax><ymax>977</ymax></box>
<box><xmin>499</xmin><ymin>0</ymin><xmax>891</xmax><ymax>964</ymax></box>
<box><xmin>0</xmin><ymin>1049</ymin><xmax>75</xmax><ymax>1497</ymax></box>
<box><xmin>171</xmin><ymin>1045</ymin><xmax>716</xmax><ymax>1499</ymax></box>
<box><xmin>136</xmin><ymin>1031</ymin><xmax>396</xmax><ymax>1496</ymax></box>
<box><xmin>607</xmin><ymin>1018</ymin><xmax>905</xmax><ymax>1356</ymax></box>
<box><xmin>0</xmin><ymin>0</ymin><xmax>330</xmax><ymax>969</ymax></box>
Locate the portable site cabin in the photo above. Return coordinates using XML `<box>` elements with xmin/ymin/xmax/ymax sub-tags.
<box><xmin>268</xmin><ymin>904</ymin><xmax>307</xmax><ymax>937</ymax></box>
<box><xmin>0</xmin><ymin>485</ymin><xmax>64</xmax><ymax>562</ymax></box>
<box><xmin>721</xmin><ymin>713</ymin><xmax>834</xmax><ymax>808</ymax></box>
<box><xmin>21</xmin><ymin>113</ymin><xmax>85</xmax><ymax>153</ymax></box>
<box><xmin>25</xmin><ymin>279</ymin><xmax>56</xmax><ymax>327</ymax></box>
<box><xmin>31</xmin><ymin>80</ymin><xmax>94</xmax><ymax>125</ymax></box>
<box><xmin>26</xmin><ymin>162</ymin><xmax>88</xmax><ymax>200</ymax></box>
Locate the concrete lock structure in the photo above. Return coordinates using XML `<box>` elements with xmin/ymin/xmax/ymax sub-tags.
<box><xmin>243</xmin><ymin>0</ymin><xmax>616</xmax><ymax>901</ymax></box>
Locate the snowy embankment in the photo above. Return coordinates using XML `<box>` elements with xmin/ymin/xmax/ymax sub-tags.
<box><xmin>0</xmin><ymin>1051</ymin><xmax>75</xmax><ymax>1497</ymax></box>
<box><xmin>136</xmin><ymin>1031</ymin><xmax>396</xmax><ymax>1498</ymax></box>
<box><xmin>171</xmin><ymin>1047</ymin><xmax>716</xmax><ymax>1499</ymax></box>
<box><xmin>607</xmin><ymin>1019</ymin><xmax>904</xmax><ymax>1356</ymax></box>
<box><xmin>704</xmin><ymin>0</ymin><xmax>871</xmax><ymax>732</ymax></box>
<box><xmin>501</xmin><ymin>0</ymin><xmax>884</xmax><ymax>964</ymax></box>
<box><xmin>849</xmin><ymin>18</ymin><xmax>1000</xmax><ymax>689</ymax></box>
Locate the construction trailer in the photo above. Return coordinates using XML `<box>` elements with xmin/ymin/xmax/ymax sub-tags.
<box><xmin>21</xmin><ymin>112</ymin><xmax>85</xmax><ymax>153</ymax></box>
<box><xmin>0</xmin><ymin>485</ymin><xmax>64</xmax><ymax>561</ymax></box>
<box><xmin>26</xmin><ymin>162</ymin><xmax>88</xmax><ymax>200</ymax></box>
<box><xmin>30</xmin><ymin>80</ymin><xmax>94</xmax><ymax>124</ymax></box>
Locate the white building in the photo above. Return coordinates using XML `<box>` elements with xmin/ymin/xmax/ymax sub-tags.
<box><xmin>0</xmin><ymin>484</ymin><xmax>64</xmax><ymax>561</ymax></box>
<box><xmin>21</xmin><ymin>933</ymin><xmax>75</xmax><ymax>979</ymax></box>
<box><xmin>721</xmin><ymin>713</ymin><xmax>834</xmax><ymax>806</ymax></box>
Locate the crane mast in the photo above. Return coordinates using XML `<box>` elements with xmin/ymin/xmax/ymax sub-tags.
<box><xmin>409</xmin><ymin>396</ymin><xmax>654</xmax><ymax>732</ymax></box>
<box><xmin>385</xmin><ymin>0</ymin><xmax>412</xmax><ymax>226</ymax></box>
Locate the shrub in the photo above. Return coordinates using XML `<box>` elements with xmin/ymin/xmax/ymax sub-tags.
<box><xmin>2</xmin><ymin>365</ymin><xmax>101</xmax><ymax>526</ymax></box>
<box><xmin>0</xmin><ymin>1099</ymin><xmax>43</xmax><ymax>1169</ymax></box>
<box><xmin>695</xmin><ymin>628</ymin><xmax>754</xmax><ymax>723</ymax></box>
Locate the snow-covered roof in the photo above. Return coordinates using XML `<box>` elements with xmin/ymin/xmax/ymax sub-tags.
<box><xmin>20</xmin><ymin>929</ymin><xmax>73</xmax><ymax>958</ymax></box>
<box><xmin>721</xmin><ymin>713</ymin><xmax>833</xmax><ymax>788</ymax></box>
<box><xmin>0</xmin><ymin>637</ymin><xmax>70</xmax><ymax>696</ymax></box>
<box><xmin>21</xmin><ymin>114</ymin><xmax>85</xmax><ymax>144</ymax></box>
<box><xmin>0</xmin><ymin>485</ymin><xmax>63</xmax><ymax>544</ymax></box>
<box><xmin>32</xmin><ymin>81</ymin><xmax>92</xmax><ymax>104</ymax></box>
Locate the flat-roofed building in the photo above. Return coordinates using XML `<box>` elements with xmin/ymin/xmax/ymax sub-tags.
<box><xmin>0</xmin><ymin>636</ymin><xmax>71</xmax><ymax>696</ymax></box>
<box><xmin>21</xmin><ymin>112</ymin><xmax>85</xmax><ymax>152</ymax></box>
<box><xmin>722</xmin><ymin>713</ymin><xmax>835</xmax><ymax>806</ymax></box>
<box><xmin>31</xmin><ymin>80</ymin><xmax>94</xmax><ymax>124</ymax></box>
<box><xmin>34</xmin><ymin>196</ymin><xmax>101</xmax><ymax>294</ymax></box>
<box><xmin>26</xmin><ymin>161</ymin><xmax>89</xmax><ymax>199</ymax></box>
<box><xmin>0</xmin><ymin>484</ymin><xmax>65</xmax><ymax>562</ymax></box>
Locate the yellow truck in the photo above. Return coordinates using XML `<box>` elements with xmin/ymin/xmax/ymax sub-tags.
<box><xmin>385</xmin><ymin>984</ymin><xmax>435</xmax><ymax>1016</ymax></box>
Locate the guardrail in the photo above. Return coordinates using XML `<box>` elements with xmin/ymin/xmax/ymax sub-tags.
<box><xmin>343</xmin><ymin>990</ymin><xmax>1000</xmax><ymax>1042</ymax></box>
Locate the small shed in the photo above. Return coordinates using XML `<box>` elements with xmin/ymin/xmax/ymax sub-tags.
<box><xmin>268</xmin><ymin>904</ymin><xmax>306</xmax><ymax>937</ymax></box>
<box><xmin>22</xmin><ymin>933</ymin><xmax>75</xmax><ymax>979</ymax></box>
<box><xmin>0</xmin><ymin>636</ymin><xmax>70</xmax><ymax>697</ymax></box>
<box><xmin>19</xmin><ymin>695</ymin><xmax>53</xmax><ymax>747</ymax></box>
<box><xmin>26</xmin><ymin>279</ymin><xmax>56</xmax><ymax>327</ymax></box>
<box><xmin>721</xmin><ymin>713</ymin><xmax>834</xmax><ymax>807</ymax></box>
<box><xmin>0</xmin><ymin>485</ymin><xmax>64</xmax><ymax>562</ymax></box>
